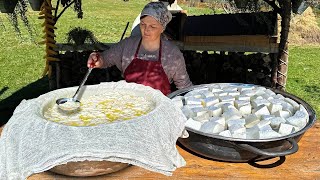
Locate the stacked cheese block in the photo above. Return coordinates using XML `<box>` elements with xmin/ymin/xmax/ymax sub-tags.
<box><xmin>172</xmin><ymin>84</ymin><xmax>309</xmax><ymax>139</ymax></box>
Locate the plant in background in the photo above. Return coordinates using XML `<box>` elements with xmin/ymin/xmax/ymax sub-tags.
<box><xmin>66</xmin><ymin>27</ymin><xmax>98</xmax><ymax>46</ymax></box>
<box><xmin>6</xmin><ymin>0</ymin><xmax>36</xmax><ymax>41</ymax></box>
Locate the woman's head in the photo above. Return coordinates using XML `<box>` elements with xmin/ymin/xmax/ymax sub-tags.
<box><xmin>139</xmin><ymin>2</ymin><xmax>172</xmax><ymax>41</ymax></box>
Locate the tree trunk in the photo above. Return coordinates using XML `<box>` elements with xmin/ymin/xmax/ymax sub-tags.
<box><xmin>274</xmin><ymin>0</ymin><xmax>291</xmax><ymax>91</ymax></box>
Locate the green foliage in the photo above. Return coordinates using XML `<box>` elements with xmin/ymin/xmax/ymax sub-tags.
<box><xmin>286</xmin><ymin>45</ymin><xmax>320</xmax><ymax>116</ymax></box>
<box><xmin>66</xmin><ymin>27</ymin><xmax>98</xmax><ymax>45</ymax></box>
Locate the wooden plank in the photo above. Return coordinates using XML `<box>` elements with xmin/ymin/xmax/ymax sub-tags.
<box><xmin>1</xmin><ymin>121</ymin><xmax>319</xmax><ymax>179</ymax></box>
<box><xmin>184</xmin><ymin>35</ymin><xmax>278</xmax><ymax>44</ymax></box>
<box><xmin>180</xmin><ymin>42</ymin><xmax>279</xmax><ymax>53</ymax></box>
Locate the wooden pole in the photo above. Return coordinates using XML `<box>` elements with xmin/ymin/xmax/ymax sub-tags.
<box><xmin>275</xmin><ymin>0</ymin><xmax>291</xmax><ymax>91</ymax></box>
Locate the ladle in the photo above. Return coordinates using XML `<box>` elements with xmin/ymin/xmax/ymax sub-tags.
<box><xmin>56</xmin><ymin>68</ymin><xmax>93</xmax><ymax>111</ymax></box>
<box><xmin>56</xmin><ymin>54</ymin><xmax>98</xmax><ymax>111</ymax></box>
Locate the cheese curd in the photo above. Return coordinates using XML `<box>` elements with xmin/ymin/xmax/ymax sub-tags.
<box><xmin>44</xmin><ymin>90</ymin><xmax>155</xmax><ymax>126</ymax></box>
<box><xmin>173</xmin><ymin>84</ymin><xmax>309</xmax><ymax>139</ymax></box>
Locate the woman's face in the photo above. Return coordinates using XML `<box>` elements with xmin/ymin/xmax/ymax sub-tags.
<box><xmin>140</xmin><ymin>16</ymin><xmax>164</xmax><ymax>41</ymax></box>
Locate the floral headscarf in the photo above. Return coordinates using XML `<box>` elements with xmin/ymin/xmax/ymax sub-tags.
<box><xmin>140</xmin><ymin>2</ymin><xmax>172</xmax><ymax>29</ymax></box>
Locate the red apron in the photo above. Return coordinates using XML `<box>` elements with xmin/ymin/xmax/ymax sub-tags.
<box><xmin>124</xmin><ymin>39</ymin><xmax>171</xmax><ymax>95</ymax></box>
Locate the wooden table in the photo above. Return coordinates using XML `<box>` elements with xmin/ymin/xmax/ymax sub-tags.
<box><xmin>1</xmin><ymin>122</ymin><xmax>319</xmax><ymax>179</ymax></box>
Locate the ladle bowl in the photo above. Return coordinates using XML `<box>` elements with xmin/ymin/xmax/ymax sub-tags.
<box><xmin>56</xmin><ymin>67</ymin><xmax>93</xmax><ymax>111</ymax></box>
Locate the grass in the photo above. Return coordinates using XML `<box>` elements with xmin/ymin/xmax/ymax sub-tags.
<box><xmin>286</xmin><ymin>45</ymin><xmax>320</xmax><ymax>116</ymax></box>
<box><xmin>0</xmin><ymin>0</ymin><xmax>319</xmax><ymax>126</ymax></box>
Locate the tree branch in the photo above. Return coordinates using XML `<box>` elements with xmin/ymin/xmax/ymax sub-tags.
<box><xmin>54</xmin><ymin>0</ymin><xmax>60</xmax><ymax>19</ymax></box>
<box><xmin>263</xmin><ymin>0</ymin><xmax>281</xmax><ymax>13</ymax></box>
<box><xmin>54</xmin><ymin>0</ymin><xmax>75</xmax><ymax>22</ymax></box>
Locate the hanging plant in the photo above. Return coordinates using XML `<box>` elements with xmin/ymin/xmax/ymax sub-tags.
<box><xmin>7</xmin><ymin>0</ymin><xmax>36</xmax><ymax>41</ymax></box>
<box><xmin>0</xmin><ymin>0</ymin><xmax>19</xmax><ymax>13</ymax></box>
<box><xmin>28</xmin><ymin>0</ymin><xmax>44</xmax><ymax>11</ymax></box>
<box><xmin>66</xmin><ymin>27</ymin><xmax>98</xmax><ymax>46</ymax></box>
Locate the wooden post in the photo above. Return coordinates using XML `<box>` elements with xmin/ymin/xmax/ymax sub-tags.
<box><xmin>274</xmin><ymin>0</ymin><xmax>291</xmax><ymax>91</ymax></box>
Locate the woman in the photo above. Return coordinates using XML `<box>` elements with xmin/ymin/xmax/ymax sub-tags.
<box><xmin>87</xmin><ymin>2</ymin><xmax>192</xmax><ymax>95</ymax></box>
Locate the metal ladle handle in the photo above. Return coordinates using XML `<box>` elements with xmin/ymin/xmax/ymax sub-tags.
<box><xmin>72</xmin><ymin>53</ymin><xmax>99</xmax><ymax>100</ymax></box>
<box><xmin>72</xmin><ymin>68</ymin><xmax>93</xmax><ymax>100</ymax></box>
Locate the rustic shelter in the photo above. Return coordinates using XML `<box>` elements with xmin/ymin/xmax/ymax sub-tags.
<box><xmin>26</xmin><ymin>0</ymin><xmax>311</xmax><ymax>91</ymax></box>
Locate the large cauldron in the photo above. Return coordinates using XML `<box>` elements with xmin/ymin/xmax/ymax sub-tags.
<box><xmin>168</xmin><ymin>83</ymin><xmax>317</xmax><ymax>162</ymax></box>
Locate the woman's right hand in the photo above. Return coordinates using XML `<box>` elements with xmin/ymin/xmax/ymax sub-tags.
<box><xmin>87</xmin><ymin>52</ymin><xmax>103</xmax><ymax>68</ymax></box>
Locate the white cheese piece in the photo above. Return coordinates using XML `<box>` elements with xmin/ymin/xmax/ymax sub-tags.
<box><xmin>274</xmin><ymin>110</ymin><xmax>291</xmax><ymax>119</ymax></box>
<box><xmin>227</xmin><ymin>119</ymin><xmax>245</xmax><ymax>129</ymax></box>
<box><xmin>229</xmin><ymin>124</ymin><xmax>245</xmax><ymax>134</ymax></box>
<box><xmin>273</xmin><ymin>94</ymin><xmax>285</xmax><ymax>100</ymax></box>
<box><xmin>184</xmin><ymin>91</ymin><xmax>201</xmax><ymax>98</ymax></box>
<box><xmin>239</xmin><ymin>105</ymin><xmax>252</xmax><ymax>115</ymax></box>
<box><xmin>235</xmin><ymin>100</ymin><xmax>250</xmax><ymax>109</ymax></box>
<box><xmin>269</xmin><ymin>99</ymin><xmax>283</xmax><ymax>106</ymax></box>
<box><xmin>241</xmin><ymin>90</ymin><xmax>256</xmax><ymax>97</ymax></box>
<box><xmin>260</xmin><ymin>93</ymin><xmax>274</xmax><ymax>100</ymax></box>
<box><xmin>209</xmin><ymin>116</ymin><xmax>226</xmax><ymax>128</ymax></box>
<box><xmin>265</xmin><ymin>89</ymin><xmax>276</xmax><ymax>96</ymax></box>
<box><xmin>255</xmin><ymin>86</ymin><xmax>267</xmax><ymax>92</ymax></box>
<box><xmin>299</xmin><ymin>105</ymin><xmax>310</xmax><ymax>123</ymax></box>
<box><xmin>214</xmin><ymin>102</ymin><xmax>234</xmax><ymax>108</ymax></box>
<box><xmin>255</xmin><ymin>120</ymin><xmax>271</xmax><ymax>130</ymax></box>
<box><xmin>193</xmin><ymin>112</ymin><xmax>210</xmax><ymax>123</ymax></box>
<box><xmin>286</xmin><ymin>110</ymin><xmax>308</xmax><ymax>128</ymax></box>
<box><xmin>281</xmin><ymin>102</ymin><xmax>294</xmax><ymax>115</ymax></box>
<box><xmin>229</xmin><ymin>124</ymin><xmax>246</xmax><ymax>135</ymax></box>
<box><xmin>252</xmin><ymin>99</ymin><xmax>270</xmax><ymax>109</ymax></box>
<box><xmin>261</xmin><ymin>115</ymin><xmax>275</xmax><ymax>121</ymax></box>
<box><xmin>278</xmin><ymin>123</ymin><xmax>294</xmax><ymax>136</ymax></box>
<box><xmin>201</xmin><ymin>90</ymin><xmax>215</xmax><ymax>98</ymax></box>
<box><xmin>232</xmin><ymin>131</ymin><xmax>247</xmax><ymax>139</ymax></box>
<box><xmin>219</xmin><ymin>95</ymin><xmax>235</xmax><ymax>103</ymax></box>
<box><xmin>181</xmin><ymin>107</ymin><xmax>194</xmax><ymax>118</ymax></box>
<box><xmin>192</xmin><ymin>107</ymin><xmax>207</xmax><ymax>116</ymax></box>
<box><xmin>185</xmin><ymin>118</ymin><xmax>202</xmax><ymax>130</ymax></box>
<box><xmin>227</xmin><ymin>91</ymin><xmax>240</xmax><ymax>97</ymax></box>
<box><xmin>210</xmin><ymin>88</ymin><xmax>223</xmax><ymax>93</ymax></box>
<box><xmin>259</xmin><ymin>130</ymin><xmax>281</xmax><ymax>139</ymax></box>
<box><xmin>215</xmin><ymin>91</ymin><xmax>228</xmax><ymax>97</ymax></box>
<box><xmin>185</xmin><ymin>96</ymin><xmax>202</xmax><ymax>105</ymax></box>
<box><xmin>251</xmin><ymin>95</ymin><xmax>264</xmax><ymax>100</ymax></box>
<box><xmin>194</xmin><ymin>87</ymin><xmax>210</xmax><ymax>93</ymax></box>
<box><xmin>299</xmin><ymin>105</ymin><xmax>308</xmax><ymax>116</ymax></box>
<box><xmin>270</xmin><ymin>117</ymin><xmax>286</xmax><ymax>129</ymax></box>
<box><xmin>237</xmin><ymin>95</ymin><xmax>251</xmax><ymax>101</ymax></box>
<box><xmin>222</xmin><ymin>86</ymin><xmax>238</xmax><ymax>91</ymax></box>
<box><xmin>246</xmin><ymin>127</ymin><xmax>259</xmax><ymax>139</ymax></box>
<box><xmin>238</xmin><ymin>86</ymin><xmax>254</xmax><ymax>92</ymax></box>
<box><xmin>268</xmin><ymin>103</ymin><xmax>283</xmax><ymax>114</ymax></box>
<box><xmin>202</xmin><ymin>96</ymin><xmax>219</xmax><ymax>107</ymax></box>
<box><xmin>245</xmin><ymin>114</ymin><xmax>260</xmax><ymax>128</ymax></box>
<box><xmin>207</xmin><ymin>106</ymin><xmax>223</xmax><ymax>117</ymax></box>
<box><xmin>219</xmin><ymin>130</ymin><xmax>232</xmax><ymax>137</ymax></box>
<box><xmin>200</xmin><ymin>121</ymin><xmax>225</xmax><ymax>134</ymax></box>
<box><xmin>222</xmin><ymin>108</ymin><xmax>242</xmax><ymax>121</ymax></box>
<box><xmin>253</xmin><ymin>105</ymin><xmax>270</xmax><ymax>117</ymax></box>
<box><xmin>284</xmin><ymin>98</ymin><xmax>300</xmax><ymax>111</ymax></box>
<box><xmin>221</xmin><ymin>104</ymin><xmax>237</xmax><ymax>112</ymax></box>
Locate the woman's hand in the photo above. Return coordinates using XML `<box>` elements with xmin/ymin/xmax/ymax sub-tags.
<box><xmin>87</xmin><ymin>52</ymin><xmax>103</xmax><ymax>68</ymax></box>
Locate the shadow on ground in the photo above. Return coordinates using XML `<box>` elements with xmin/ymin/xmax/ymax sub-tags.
<box><xmin>0</xmin><ymin>76</ymin><xmax>50</xmax><ymax>126</ymax></box>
